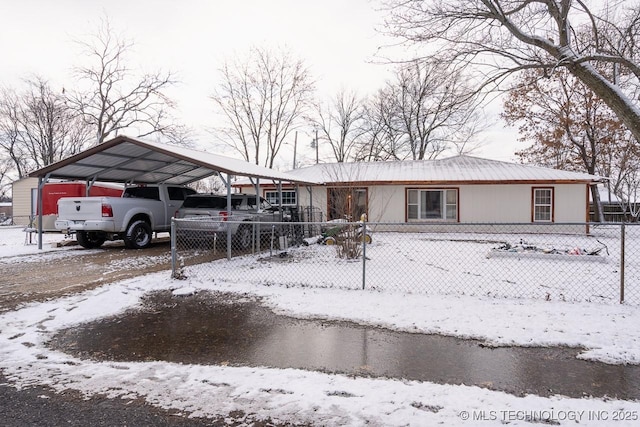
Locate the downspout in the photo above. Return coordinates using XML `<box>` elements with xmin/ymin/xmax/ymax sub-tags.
<box><xmin>295</xmin><ymin>182</ymin><xmax>300</xmax><ymax>239</ymax></box>
<box><xmin>306</xmin><ymin>185</ymin><xmax>314</xmax><ymax>236</ymax></box>
<box><xmin>307</xmin><ymin>185</ymin><xmax>314</xmax><ymax>220</ymax></box>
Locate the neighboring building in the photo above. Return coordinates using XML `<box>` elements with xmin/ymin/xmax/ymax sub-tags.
<box><xmin>233</xmin><ymin>155</ymin><xmax>602</xmax><ymax>228</ymax></box>
<box><xmin>590</xmin><ymin>184</ymin><xmax>640</xmax><ymax>222</ymax></box>
<box><xmin>11</xmin><ymin>177</ymin><xmax>37</xmax><ymax>227</ymax></box>
<box><xmin>0</xmin><ymin>202</ymin><xmax>11</xmax><ymax>221</ymax></box>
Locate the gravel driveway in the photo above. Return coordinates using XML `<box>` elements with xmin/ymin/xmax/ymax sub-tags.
<box><xmin>0</xmin><ymin>237</ymin><xmax>173</xmax><ymax>313</ymax></box>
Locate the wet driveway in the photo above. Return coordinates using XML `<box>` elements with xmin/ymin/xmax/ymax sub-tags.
<box><xmin>49</xmin><ymin>291</ymin><xmax>640</xmax><ymax>400</ymax></box>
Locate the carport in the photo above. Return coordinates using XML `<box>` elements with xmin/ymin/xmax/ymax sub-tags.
<box><xmin>28</xmin><ymin>135</ymin><xmax>319</xmax><ymax>253</ymax></box>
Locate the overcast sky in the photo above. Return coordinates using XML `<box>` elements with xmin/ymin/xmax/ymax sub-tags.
<box><xmin>0</xmin><ymin>0</ymin><xmax>520</xmax><ymax>167</ymax></box>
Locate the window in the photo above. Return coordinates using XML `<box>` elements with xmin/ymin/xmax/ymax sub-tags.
<box><xmin>167</xmin><ymin>186</ymin><xmax>197</xmax><ymax>201</ymax></box>
<box><xmin>265</xmin><ymin>190</ymin><xmax>297</xmax><ymax>206</ymax></box>
<box><xmin>182</xmin><ymin>196</ymin><xmax>227</xmax><ymax>209</ymax></box>
<box><xmin>533</xmin><ymin>188</ymin><xmax>553</xmax><ymax>222</ymax></box>
<box><xmin>407</xmin><ymin>189</ymin><xmax>457</xmax><ymax>221</ymax></box>
<box><xmin>245</xmin><ymin>196</ymin><xmax>272</xmax><ymax>211</ymax></box>
<box><xmin>124</xmin><ymin>186</ymin><xmax>160</xmax><ymax>200</ymax></box>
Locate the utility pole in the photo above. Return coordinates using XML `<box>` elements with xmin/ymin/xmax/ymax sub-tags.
<box><xmin>315</xmin><ymin>128</ymin><xmax>318</xmax><ymax>164</ymax></box>
<box><xmin>293</xmin><ymin>131</ymin><xmax>298</xmax><ymax>169</ymax></box>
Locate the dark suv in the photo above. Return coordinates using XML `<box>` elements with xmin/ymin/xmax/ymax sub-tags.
<box><xmin>175</xmin><ymin>194</ymin><xmax>285</xmax><ymax>249</ymax></box>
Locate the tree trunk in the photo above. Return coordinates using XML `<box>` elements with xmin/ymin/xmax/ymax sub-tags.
<box><xmin>590</xmin><ymin>184</ymin><xmax>605</xmax><ymax>223</ymax></box>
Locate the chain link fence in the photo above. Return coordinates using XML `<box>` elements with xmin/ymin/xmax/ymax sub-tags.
<box><xmin>171</xmin><ymin>219</ymin><xmax>640</xmax><ymax>306</ymax></box>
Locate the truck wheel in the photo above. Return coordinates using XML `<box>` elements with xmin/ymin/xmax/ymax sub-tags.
<box><xmin>124</xmin><ymin>220</ymin><xmax>152</xmax><ymax>249</ymax></box>
<box><xmin>76</xmin><ymin>231</ymin><xmax>106</xmax><ymax>249</ymax></box>
<box><xmin>234</xmin><ymin>224</ymin><xmax>252</xmax><ymax>250</ymax></box>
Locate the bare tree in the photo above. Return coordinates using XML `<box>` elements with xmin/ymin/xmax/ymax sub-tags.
<box><xmin>0</xmin><ymin>157</ymin><xmax>13</xmax><ymax>201</ymax></box>
<box><xmin>355</xmin><ymin>88</ymin><xmax>405</xmax><ymax>161</ymax></box>
<box><xmin>617</xmin><ymin>164</ymin><xmax>640</xmax><ymax>221</ymax></box>
<box><xmin>503</xmin><ymin>67</ymin><xmax>637</xmax><ymax>221</ymax></box>
<box><xmin>0</xmin><ymin>77</ymin><xmax>91</xmax><ymax>178</ymax></box>
<box><xmin>311</xmin><ymin>90</ymin><xmax>365</xmax><ymax>162</ymax></box>
<box><xmin>210</xmin><ymin>46</ymin><xmax>315</xmax><ymax>168</ymax></box>
<box><xmin>190</xmin><ymin>175</ymin><xmax>225</xmax><ymax>194</ymax></box>
<box><xmin>396</xmin><ymin>61</ymin><xmax>484</xmax><ymax>159</ymax></box>
<box><xmin>382</xmin><ymin>0</ymin><xmax>640</xmax><ymax>143</ymax></box>
<box><xmin>0</xmin><ymin>89</ymin><xmax>25</xmax><ymax>178</ymax></box>
<box><xmin>357</xmin><ymin>60</ymin><xmax>484</xmax><ymax>161</ymax></box>
<box><xmin>66</xmin><ymin>19</ymin><xmax>179</xmax><ymax>145</ymax></box>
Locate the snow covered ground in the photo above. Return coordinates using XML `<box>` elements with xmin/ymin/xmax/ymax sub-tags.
<box><xmin>1</xmin><ymin>226</ymin><xmax>640</xmax><ymax>426</ymax></box>
<box><xmin>182</xmin><ymin>227</ymin><xmax>635</xmax><ymax>305</ymax></box>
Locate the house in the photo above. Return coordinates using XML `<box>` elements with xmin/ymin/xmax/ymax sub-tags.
<box><xmin>233</xmin><ymin>155</ymin><xmax>602</xmax><ymax>228</ymax></box>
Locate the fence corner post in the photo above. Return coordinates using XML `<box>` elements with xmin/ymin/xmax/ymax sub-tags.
<box><xmin>361</xmin><ymin>214</ymin><xmax>367</xmax><ymax>290</ymax></box>
<box><xmin>620</xmin><ymin>222</ymin><xmax>625</xmax><ymax>304</ymax></box>
<box><xmin>171</xmin><ymin>218</ymin><xmax>178</xmax><ymax>279</ymax></box>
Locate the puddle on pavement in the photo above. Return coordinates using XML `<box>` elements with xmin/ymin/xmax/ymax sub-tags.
<box><xmin>49</xmin><ymin>291</ymin><xmax>640</xmax><ymax>400</ymax></box>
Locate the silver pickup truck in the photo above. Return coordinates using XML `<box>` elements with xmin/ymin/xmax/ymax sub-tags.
<box><xmin>55</xmin><ymin>184</ymin><xmax>196</xmax><ymax>249</ymax></box>
<box><xmin>175</xmin><ymin>193</ymin><xmax>287</xmax><ymax>249</ymax></box>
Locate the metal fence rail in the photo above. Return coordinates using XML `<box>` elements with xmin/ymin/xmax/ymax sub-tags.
<box><xmin>171</xmin><ymin>219</ymin><xmax>640</xmax><ymax>306</ymax></box>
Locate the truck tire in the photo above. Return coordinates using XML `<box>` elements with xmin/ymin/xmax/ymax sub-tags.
<box><xmin>76</xmin><ymin>231</ymin><xmax>106</xmax><ymax>249</ymax></box>
<box><xmin>124</xmin><ymin>220</ymin><xmax>152</xmax><ymax>249</ymax></box>
<box><xmin>233</xmin><ymin>224</ymin><xmax>252</xmax><ymax>250</ymax></box>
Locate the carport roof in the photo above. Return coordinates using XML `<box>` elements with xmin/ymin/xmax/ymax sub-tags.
<box><xmin>28</xmin><ymin>135</ymin><xmax>318</xmax><ymax>185</ymax></box>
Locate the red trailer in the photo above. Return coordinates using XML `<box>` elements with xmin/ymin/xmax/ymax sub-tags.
<box><xmin>37</xmin><ymin>182</ymin><xmax>124</xmax><ymax>231</ymax></box>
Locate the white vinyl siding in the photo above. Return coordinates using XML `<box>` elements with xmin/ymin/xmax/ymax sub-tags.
<box><xmin>295</xmin><ymin>183</ymin><xmax>585</xmax><ymax>225</ymax></box>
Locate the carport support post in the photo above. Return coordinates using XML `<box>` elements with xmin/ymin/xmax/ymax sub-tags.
<box><xmin>255</xmin><ymin>178</ymin><xmax>260</xmax><ymax>252</ymax></box>
<box><xmin>36</xmin><ymin>175</ymin><xmax>49</xmax><ymax>250</ymax></box>
<box><xmin>277</xmin><ymin>181</ymin><xmax>283</xmax><ymax>222</ymax></box>
<box><xmin>225</xmin><ymin>174</ymin><xmax>233</xmax><ymax>261</ymax></box>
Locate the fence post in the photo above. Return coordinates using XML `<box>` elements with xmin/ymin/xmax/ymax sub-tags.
<box><xmin>171</xmin><ymin>218</ymin><xmax>177</xmax><ymax>279</ymax></box>
<box><xmin>620</xmin><ymin>223</ymin><xmax>625</xmax><ymax>304</ymax></box>
<box><xmin>361</xmin><ymin>215</ymin><xmax>367</xmax><ymax>290</ymax></box>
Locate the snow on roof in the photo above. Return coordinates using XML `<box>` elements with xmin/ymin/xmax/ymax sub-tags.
<box><xmin>29</xmin><ymin>135</ymin><xmax>319</xmax><ymax>186</ymax></box>
<box><xmin>236</xmin><ymin>155</ymin><xmax>602</xmax><ymax>186</ymax></box>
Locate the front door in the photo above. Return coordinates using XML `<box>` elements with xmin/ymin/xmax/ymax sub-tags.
<box><xmin>327</xmin><ymin>187</ymin><xmax>368</xmax><ymax>221</ymax></box>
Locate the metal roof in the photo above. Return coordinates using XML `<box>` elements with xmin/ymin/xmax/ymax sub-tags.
<box><xmin>28</xmin><ymin>136</ymin><xmax>318</xmax><ymax>185</ymax></box>
<box><xmin>259</xmin><ymin>155</ymin><xmax>603</xmax><ymax>185</ymax></box>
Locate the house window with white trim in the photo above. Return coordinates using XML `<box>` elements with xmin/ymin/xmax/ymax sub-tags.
<box><xmin>533</xmin><ymin>188</ymin><xmax>553</xmax><ymax>222</ymax></box>
<box><xmin>264</xmin><ymin>190</ymin><xmax>297</xmax><ymax>206</ymax></box>
<box><xmin>407</xmin><ymin>189</ymin><xmax>458</xmax><ymax>221</ymax></box>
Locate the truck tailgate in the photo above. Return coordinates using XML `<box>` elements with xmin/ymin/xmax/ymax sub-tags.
<box><xmin>57</xmin><ymin>197</ymin><xmax>106</xmax><ymax>221</ymax></box>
